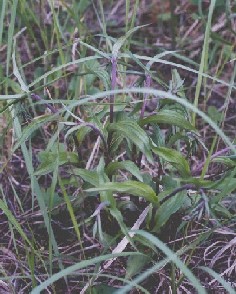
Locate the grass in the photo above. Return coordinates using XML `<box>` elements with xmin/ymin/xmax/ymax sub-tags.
<box><xmin>0</xmin><ymin>0</ymin><xmax>236</xmax><ymax>293</ymax></box>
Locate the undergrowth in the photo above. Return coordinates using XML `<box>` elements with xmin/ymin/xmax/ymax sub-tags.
<box><xmin>0</xmin><ymin>0</ymin><xmax>236</xmax><ymax>293</ymax></box>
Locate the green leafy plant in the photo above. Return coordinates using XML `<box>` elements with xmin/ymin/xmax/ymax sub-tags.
<box><xmin>1</xmin><ymin>1</ymin><xmax>236</xmax><ymax>293</ymax></box>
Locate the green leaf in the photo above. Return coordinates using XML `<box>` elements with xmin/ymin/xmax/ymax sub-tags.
<box><xmin>158</xmin><ymin>12</ymin><xmax>171</xmax><ymax>21</ymax></box>
<box><xmin>140</xmin><ymin>109</ymin><xmax>195</xmax><ymax>131</ymax></box>
<box><xmin>75</xmin><ymin>125</ymin><xmax>91</xmax><ymax>144</ymax></box>
<box><xmin>180</xmin><ymin>177</ymin><xmax>213</xmax><ymax>188</ymax></box>
<box><xmin>71</xmin><ymin>88</ymin><xmax>235</xmax><ymax>154</ymax></box>
<box><xmin>211</xmin><ymin>203</ymin><xmax>232</xmax><ymax>218</ymax></box>
<box><xmin>58</xmin><ymin>176</ymin><xmax>83</xmax><ymax>248</ymax></box>
<box><xmin>117</xmin><ymin>230</ymin><xmax>207</xmax><ymax>294</ymax></box>
<box><xmin>31</xmin><ymin>252</ymin><xmax>141</xmax><ymax>294</ymax></box>
<box><xmin>212</xmin><ymin>156</ymin><xmax>236</xmax><ymax>167</ymax></box>
<box><xmin>85</xmin><ymin>59</ymin><xmax>110</xmax><ymax>91</ymax></box>
<box><xmin>109</xmin><ymin>207</ymin><xmax>135</xmax><ymax>248</ymax></box>
<box><xmin>162</xmin><ymin>175</ymin><xmax>178</xmax><ymax>190</ymax></box>
<box><xmin>112</xmin><ymin>25</ymin><xmax>148</xmax><ymax>58</ymax></box>
<box><xmin>110</xmin><ymin>133</ymin><xmax>125</xmax><ymax>154</ymax></box>
<box><xmin>29</xmin><ymin>56</ymin><xmax>104</xmax><ymax>88</ymax></box>
<box><xmin>12</xmin><ymin>33</ymin><xmax>29</xmax><ymax>92</ymax></box>
<box><xmin>35</xmin><ymin>150</ymin><xmax>79</xmax><ymax>176</ymax></box>
<box><xmin>107</xmin><ymin>120</ymin><xmax>153</xmax><ymax>163</ymax></box>
<box><xmin>64</xmin><ymin>124</ymin><xmax>89</xmax><ymax>142</ymax></box>
<box><xmin>13</xmin><ymin>114</ymin><xmax>59</xmax><ymax>152</ymax></box>
<box><xmin>106</xmin><ymin>160</ymin><xmax>143</xmax><ymax>182</ymax></box>
<box><xmin>207</xmin><ymin>106</ymin><xmax>222</xmax><ymax>123</ymax></box>
<box><xmin>72</xmin><ymin>168</ymin><xmax>99</xmax><ymax>187</ymax></box>
<box><xmin>152</xmin><ymin>146</ymin><xmax>191</xmax><ymax>177</ymax></box>
<box><xmin>86</xmin><ymin>181</ymin><xmax>158</xmax><ymax>204</ymax></box>
<box><xmin>0</xmin><ymin>199</ymin><xmax>32</xmax><ymax>248</ymax></box>
<box><xmin>210</xmin><ymin>169</ymin><xmax>236</xmax><ymax>203</ymax></box>
<box><xmin>125</xmin><ymin>255</ymin><xmax>151</xmax><ymax>279</ymax></box>
<box><xmin>170</xmin><ymin>69</ymin><xmax>185</xmax><ymax>95</ymax></box>
<box><xmin>93</xmin><ymin>164</ymin><xmax>136</xmax><ymax>249</ymax></box>
<box><xmin>192</xmin><ymin>0</ymin><xmax>217</xmax><ymax>124</ymax></box>
<box><xmin>90</xmin><ymin>284</ymin><xmax>118</xmax><ymax>294</ymax></box>
<box><xmin>153</xmin><ymin>191</ymin><xmax>186</xmax><ymax>231</ymax></box>
<box><xmin>42</xmin><ymin>189</ymin><xmax>63</xmax><ymax>209</ymax></box>
<box><xmin>97</xmin><ymin>157</ymin><xmax>116</xmax><ymax>208</ymax></box>
<box><xmin>0</xmin><ymin>0</ymin><xmax>7</xmax><ymax>47</ymax></box>
<box><xmin>9</xmin><ymin>96</ymin><xmax>65</xmax><ymax>275</ymax></box>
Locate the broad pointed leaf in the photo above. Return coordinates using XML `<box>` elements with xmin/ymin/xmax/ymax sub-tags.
<box><xmin>152</xmin><ymin>146</ymin><xmax>191</xmax><ymax>177</ymax></box>
<box><xmin>153</xmin><ymin>191</ymin><xmax>186</xmax><ymax>231</ymax></box>
<box><xmin>106</xmin><ymin>160</ymin><xmax>143</xmax><ymax>182</ymax></box>
<box><xmin>86</xmin><ymin>181</ymin><xmax>158</xmax><ymax>204</ymax></box>
<box><xmin>108</xmin><ymin>120</ymin><xmax>153</xmax><ymax>163</ymax></box>
<box><xmin>140</xmin><ymin>109</ymin><xmax>195</xmax><ymax>131</ymax></box>
<box><xmin>35</xmin><ymin>151</ymin><xmax>78</xmax><ymax>176</ymax></box>
<box><xmin>13</xmin><ymin>114</ymin><xmax>58</xmax><ymax>152</ymax></box>
<box><xmin>125</xmin><ymin>255</ymin><xmax>151</xmax><ymax>279</ymax></box>
<box><xmin>97</xmin><ymin>157</ymin><xmax>116</xmax><ymax>207</ymax></box>
<box><xmin>112</xmin><ymin>25</ymin><xmax>148</xmax><ymax>58</ymax></box>
<box><xmin>72</xmin><ymin>168</ymin><xmax>99</xmax><ymax>187</ymax></box>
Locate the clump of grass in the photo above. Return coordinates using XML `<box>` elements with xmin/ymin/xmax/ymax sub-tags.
<box><xmin>0</xmin><ymin>0</ymin><xmax>236</xmax><ymax>293</ymax></box>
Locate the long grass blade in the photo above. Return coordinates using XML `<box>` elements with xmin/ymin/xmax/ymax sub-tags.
<box><xmin>0</xmin><ymin>0</ymin><xmax>7</xmax><ymax>46</ymax></box>
<box><xmin>199</xmin><ymin>267</ymin><xmax>236</xmax><ymax>294</ymax></box>
<box><xmin>192</xmin><ymin>0</ymin><xmax>216</xmax><ymax>125</ymax></box>
<box><xmin>31</xmin><ymin>252</ymin><xmax>142</xmax><ymax>294</ymax></box>
<box><xmin>115</xmin><ymin>230</ymin><xmax>206</xmax><ymax>294</ymax></box>
<box><xmin>6</xmin><ymin>0</ymin><xmax>18</xmax><ymax>77</ymax></box>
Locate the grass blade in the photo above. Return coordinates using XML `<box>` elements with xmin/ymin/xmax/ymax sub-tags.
<box><xmin>192</xmin><ymin>0</ymin><xmax>216</xmax><ymax>125</ymax></box>
<box><xmin>115</xmin><ymin>230</ymin><xmax>207</xmax><ymax>294</ymax></box>
<box><xmin>31</xmin><ymin>252</ymin><xmax>142</xmax><ymax>294</ymax></box>
<box><xmin>199</xmin><ymin>266</ymin><xmax>236</xmax><ymax>294</ymax></box>
<box><xmin>0</xmin><ymin>0</ymin><xmax>7</xmax><ymax>46</ymax></box>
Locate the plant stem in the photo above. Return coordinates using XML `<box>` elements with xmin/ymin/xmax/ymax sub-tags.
<box><xmin>140</xmin><ymin>74</ymin><xmax>151</xmax><ymax>119</ymax></box>
<box><xmin>110</xmin><ymin>56</ymin><xmax>117</xmax><ymax>124</ymax></box>
<box><xmin>137</xmin><ymin>73</ymin><xmax>151</xmax><ymax>167</ymax></box>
